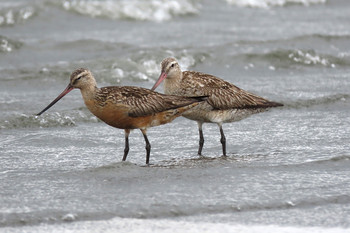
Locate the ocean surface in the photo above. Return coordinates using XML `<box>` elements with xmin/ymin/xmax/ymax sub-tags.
<box><xmin>1</xmin><ymin>0</ymin><xmax>350</xmax><ymax>232</ymax></box>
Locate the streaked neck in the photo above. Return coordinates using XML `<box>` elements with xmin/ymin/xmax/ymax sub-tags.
<box><xmin>164</xmin><ymin>72</ymin><xmax>183</xmax><ymax>95</ymax></box>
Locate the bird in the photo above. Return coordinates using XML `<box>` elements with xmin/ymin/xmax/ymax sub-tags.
<box><xmin>37</xmin><ymin>68</ymin><xmax>206</xmax><ymax>165</ymax></box>
<box><xmin>151</xmin><ymin>57</ymin><xmax>283</xmax><ymax>157</ymax></box>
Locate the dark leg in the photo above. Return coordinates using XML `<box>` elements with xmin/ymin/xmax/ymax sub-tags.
<box><xmin>219</xmin><ymin>124</ymin><xmax>226</xmax><ymax>156</ymax></box>
<box><xmin>122</xmin><ymin>129</ymin><xmax>130</xmax><ymax>161</ymax></box>
<box><xmin>141</xmin><ymin>129</ymin><xmax>151</xmax><ymax>165</ymax></box>
<box><xmin>197</xmin><ymin>122</ymin><xmax>204</xmax><ymax>156</ymax></box>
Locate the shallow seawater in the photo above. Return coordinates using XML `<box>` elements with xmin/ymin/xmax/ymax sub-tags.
<box><xmin>1</xmin><ymin>0</ymin><xmax>350</xmax><ymax>232</ymax></box>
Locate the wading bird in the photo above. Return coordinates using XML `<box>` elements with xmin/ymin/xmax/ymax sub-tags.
<box><xmin>151</xmin><ymin>58</ymin><xmax>283</xmax><ymax>156</ymax></box>
<box><xmin>37</xmin><ymin>68</ymin><xmax>206</xmax><ymax>164</ymax></box>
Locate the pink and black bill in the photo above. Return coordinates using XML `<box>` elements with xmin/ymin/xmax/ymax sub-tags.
<box><xmin>36</xmin><ymin>84</ymin><xmax>74</xmax><ymax>116</ymax></box>
<box><xmin>151</xmin><ymin>72</ymin><xmax>167</xmax><ymax>91</ymax></box>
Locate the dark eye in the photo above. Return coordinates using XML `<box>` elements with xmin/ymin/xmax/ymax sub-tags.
<box><xmin>72</xmin><ymin>76</ymin><xmax>83</xmax><ymax>85</ymax></box>
<box><xmin>171</xmin><ymin>64</ymin><xmax>175</xmax><ymax>68</ymax></box>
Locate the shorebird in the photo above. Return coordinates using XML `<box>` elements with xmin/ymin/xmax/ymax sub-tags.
<box><xmin>151</xmin><ymin>57</ymin><xmax>283</xmax><ymax>156</ymax></box>
<box><xmin>37</xmin><ymin>68</ymin><xmax>206</xmax><ymax>164</ymax></box>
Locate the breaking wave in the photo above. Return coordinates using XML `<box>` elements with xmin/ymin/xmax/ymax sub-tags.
<box><xmin>0</xmin><ymin>110</ymin><xmax>98</xmax><ymax>129</ymax></box>
<box><xmin>59</xmin><ymin>0</ymin><xmax>199</xmax><ymax>21</ymax></box>
<box><xmin>107</xmin><ymin>50</ymin><xmax>206</xmax><ymax>82</ymax></box>
<box><xmin>0</xmin><ymin>36</ymin><xmax>23</xmax><ymax>53</ymax></box>
<box><xmin>238</xmin><ymin>49</ymin><xmax>349</xmax><ymax>68</ymax></box>
<box><xmin>225</xmin><ymin>0</ymin><xmax>327</xmax><ymax>8</ymax></box>
<box><xmin>0</xmin><ymin>3</ymin><xmax>36</xmax><ymax>27</ymax></box>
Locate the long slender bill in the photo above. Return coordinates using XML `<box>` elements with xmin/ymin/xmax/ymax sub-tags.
<box><xmin>36</xmin><ymin>84</ymin><xmax>74</xmax><ymax>116</ymax></box>
<box><xmin>151</xmin><ymin>72</ymin><xmax>167</xmax><ymax>91</ymax></box>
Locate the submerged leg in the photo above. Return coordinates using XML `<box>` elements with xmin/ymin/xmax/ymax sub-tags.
<box><xmin>197</xmin><ymin>121</ymin><xmax>204</xmax><ymax>156</ymax></box>
<box><xmin>122</xmin><ymin>129</ymin><xmax>130</xmax><ymax>161</ymax></box>
<box><xmin>218</xmin><ymin>123</ymin><xmax>226</xmax><ymax>156</ymax></box>
<box><xmin>141</xmin><ymin>129</ymin><xmax>151</xmax><ymax>165</ymax></box>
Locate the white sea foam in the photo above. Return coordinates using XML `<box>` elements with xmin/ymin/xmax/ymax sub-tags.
<box><xmin>0</xmin><ymin>36</ymin><xmax>22</xmax><ymax>53</ymax></box>
<box><xmin>107</xmin><ymin>53</ymin><xmax>198</xmax><ymax>82</ymax></box>
<box><xmin>0</xmin><ymin>38</ymin><xmax>12</xmax><ymax>52</ymax></box>
<box><xmin>61</xmin><ymin>0</ymin><xmax>199</xmax><ymax>21</ymax></box>
<box><xmin>288</xmin><ymin>50</ymin><xmax>330</xmax><ymax>66</ymax></box>
<box><xmin>225</xmin><ymin>0</ymin><xmax>326</xmax><ymax>8</ymax></box>
<box><xmin>0</xmin><ymin>5</ymin><xmax>35</xmax><ymax>26</ymax></box>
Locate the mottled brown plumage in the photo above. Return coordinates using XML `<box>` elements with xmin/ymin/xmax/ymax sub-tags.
<box><xmin>37</xmin><ymin>68</ymin><xmax>205</xmax><ymax>164</ymax></box>
<box><xmin>151</xmin><ymin>57</ymin><xmax>283</xmax><ymax>156</ymax></box>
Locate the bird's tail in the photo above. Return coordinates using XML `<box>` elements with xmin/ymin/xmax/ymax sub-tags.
<box><xmin>264</xmin><ymin>101</ymin><xmax>283</xmax><ymax>108</ymax></box>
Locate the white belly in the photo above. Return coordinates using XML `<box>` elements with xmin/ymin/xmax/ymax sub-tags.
<box><xmin>181</xmin><ymin>102</ymin><xmax>267</xmax><ymax>123</ymax></box>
